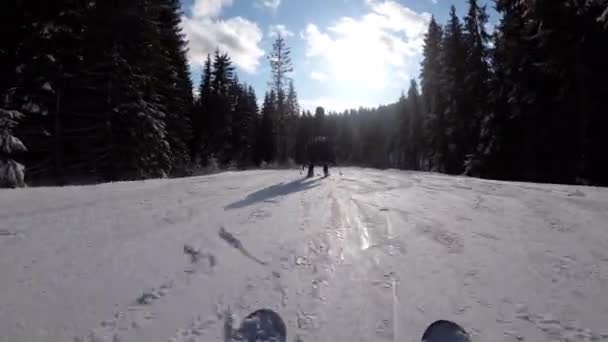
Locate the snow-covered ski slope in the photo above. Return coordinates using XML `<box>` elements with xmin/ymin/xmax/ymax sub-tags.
<box><xmin>1</xmin><ymin>168</ymin><xmax>608</xmax><ymax>342</ymax></box>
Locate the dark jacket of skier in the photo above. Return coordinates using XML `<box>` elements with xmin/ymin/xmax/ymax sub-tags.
<box><xmin>304</xmin><ymin>136</ymin><xmax>335</xmax><ymax>177</ymax></box>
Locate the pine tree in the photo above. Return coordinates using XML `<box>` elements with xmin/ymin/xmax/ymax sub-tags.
<box><xmin>209</xmin><ymin>49</ymin><xmax>235</xmax><ymax>162</ymax></box>
<box><xmin>478</xmin><ymin>0</ymin><xmax>553</xmax><ymax>181</ymax></box>
<box><xmin>335</xmin><ymin>113</ymin><xmax>354</xmax><ymax>164</ymax></box>
<box><xmin>285</xmin><ymin>80</ymin><xmax>299</xmax><ymax>161</ymax></box>
<box><xmin>108</xmin><ymin>0</ymin><xmax>173</xmax><ymax>178</ymax></box>
<box><xmin>268</xmin><ymin>35</ymin><xmax>294</xmax><ymax>162</ymax></box>
<box><xmin>504</xmin><ymin>0</ymin><xmax>608</xmax><ymax>184</ymax></box>
<box><xmin>245</xmin><ymin>86</ymin><xmax>259</xmax><ymax>165</ymax></box>
<box><xmin>6</xmin><ymin>1</ymin><xmax>89</xmax><ymax>183</ymax></box>
<box><xmin>314</xmin><ymin>106</ymin><xmax>326</xmax><ymax>138</ymax></box>
<box><xmin>286</xmin><ymin>80</ymin><xmax>299</xmax><ymax>117</ymax></box>
<box><xmin>0</xmin><ymin>109</ymin><xmax>27</xmax><ymax>187</ymax></box>
<box><xmin>231</xmin><ymin>82</ymin><xmax>258</xmax><ymax>166</ymax></box>
<box><xmin>441</xmin><ymin>5</ymin><xmax>467</xmax><ymax>174</ymax></box>
<box><xmin>191</xmin><ymin>54</ymin><xmax>212</xmax><ymax>163</ymax></box>
<box><xmin>153</xmin><ymin>0</ymin><xmax>194</xmax><ymax>173</ymax></box>
<box><xmin>257</xmin><ymin>91</ymin><xmax>277</xmax><ymax>163</ymax></box>
<box><xmin>407</xmin><ymin>80</ymin><xmax>422</xmax><ymax>170</ymax></box>
<box><xmin>397</xmin><ymin>93</ymin><xmax>410</xmax><ymax>168</ymax></box>
<box><xmin>227</xmin><ymin>74</ymin><xmax>241</xmax><ymax>162</ymax></box>
<box><xmin>420</xmin><ymin>16</ymin><xmax>445</xmax><ymax>172</ymax></box>
<box><xmin>294</xmin><ymin>112</ymin><xmax>314</xmax><ymax>165</ymax></box>
<box><xmin>461</xmin><ymin>0</ymin><xmax>491</xmax><ymax>175</ymax></box>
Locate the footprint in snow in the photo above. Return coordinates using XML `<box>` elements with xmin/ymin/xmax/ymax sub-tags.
<box><xmin>183</xmin><ymin>244</ymin><xmax>216</xmax><ymax>269</ymax></box>
<box><xmin>168</xmin><ymin>316</ymin><xmax>217</xmax><ymax>342</ymax></box>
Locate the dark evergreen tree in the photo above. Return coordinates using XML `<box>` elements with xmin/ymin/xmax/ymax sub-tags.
<box><xmin>286</xmin><ymin>80</ymin><xmax>299</xmax><ymax>118</ymax></box>
<box><xmin>0</xmin><ymin>109</ymin><xmax>26</xmax><ymax>187</ymax></box>
<box><xmin>3</xmin><ymin>0</ymin><xmax>608</xmax><ymax>186</ymax></box>
<box><xmin>285</xmin><ymin>80</ymin><xmax>300</xmax><ymax>160</ymax></box>
<box><xmin>192</xmin><ymin>54</ymin><xmax>212</xmax><ymax>163</ymax></box>
<box><xmin>334</xmin><ymin>113</ymin><xmax>354</xmax><ymax>164</ymax></box>
<box><xmin>313</xmin><ymin>106</ymin><xmax>326</xmax><ymax>137</ymax></box>
<box><xmin>209</xmin><ymin>49</ymin><xmax>235</xmax><ymax>162</ymax></box>
<box><xmin>441</xmin><ymin>5</ymin><xmax>467</xmax><ymax>174</ymax></box>
<box><xmin>231</xmin><ymin>82</ymin><xmax>258</xmax><ymax>166</ymax></box>
<box><xmin>245</xmin><ymin>86</ymin><xmax>260</xmax><ymax>165</ymax></box>
<box><xmin>6</xmin><ymin>1</ymin><xmax>89</xmax><ymax>183</ymax></box>
<box><xmin>407</xmin><ymin>80</ymin><xmax>422</xmax><ymax>170</ymax></box>
<box><xmin>99</xmin><ymin>0</ymin><xmax>172</xmax><ymax>179</ymax></box>
<box><xmin>396</xmin><ymin>93</ymin><xmax>410</xmax><ymax>168</ymax></box>
<box><xmin>420</xmin><ymin>16</ymin><xmax>445</xmax><ymax>172</ymax></box>
<box><xmin>257</xmin><ymin>91</ymin><xmax>277</xmax><ymax>163</ymax></box>
<box><xmin>153</xmin><ymin>0</ymin><xmax>194</xmax><ymax>173</ymax></box>
<box><xmin>462</xmin><ymin>0</ymin><xmax>490</xmax><ymax>175</ymax></box>
<box><xmin>294</xmin><ymin>111</ymin><xmax>314</xmax><ymax>165</ymax></box>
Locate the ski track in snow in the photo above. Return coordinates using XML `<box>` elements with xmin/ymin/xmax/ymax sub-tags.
<box><xmin>1</xmin><ymin>168</ymin><xmax>608</xmax><ymax>341</ymax></box>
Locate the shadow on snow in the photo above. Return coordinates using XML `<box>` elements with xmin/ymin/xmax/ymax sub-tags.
<box><xmin>225</xmin><ymin>178</ymin><xmax>321</xmax><ymax>210</ymax></box>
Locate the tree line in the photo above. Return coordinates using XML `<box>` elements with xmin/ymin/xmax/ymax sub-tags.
<box><xmin>2</xmin><ymin>0</ymin><xmax>607</xmax><ymax>187</ymax></box>
<box><xmin>0</xmin><ymin>1</ymin><xmax>301</xmax><ymax>186</ymax></box>
<box><xmin>301</xmin><ymin>0</ymin><xmax>608</xmax><ymax>186</ymax></box>
<box><xmin>190</xmin><ymin>35</ymin><xmax>301</xmax><ymax>168</ymax></box>
<box><xmin>2</xmin><ymin>0</ymin><xmax>195</xmax><ymax>185</ymax></box>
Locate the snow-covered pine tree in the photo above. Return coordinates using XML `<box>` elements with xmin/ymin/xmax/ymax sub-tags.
<box><xmin>87</xmin><ymin>0</ymin><xmax>171</xmax><ymax>179</ymax></box>
<box><xmin>153</xmin><ymin>0</ymin><xmax>194</xmax><ymax>174</ymax></box>
<box><xmin>3</xmin><ymin>1</ymin><xmax>89</xmax><ymax>184</ymax></box>
<box><xmin>0</xmin><ymin>109</ymin><xmax>27</xmax><ymax>187</ymax></box>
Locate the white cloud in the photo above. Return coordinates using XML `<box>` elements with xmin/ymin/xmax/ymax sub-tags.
<box><xmin>302</xmin><ymin>0</ymin><xmax>430</xmax><ymax>87</ymax></box>
<box><xmin>269</xmin><ymin>24</ymin><xmax>294</xmax><ymax>38</ymax></box>
<box><xmin>256</xmin><ymin>0</ymin><xmax>282</xmax><ymax>10</ymax></box>
<box><xmin>310</xmin><ymin>71</ymin><xmax>329</xmax><ymax>82</ymax></box>
<box><xmin>192</xmin><ymin>0</ymin><xmax>233</xmax><ymax>18</ymax></box>
<box><xmin>182</xmin><ymin>0</ymin><xmax>265</xmax><ymax>73</ymax></box>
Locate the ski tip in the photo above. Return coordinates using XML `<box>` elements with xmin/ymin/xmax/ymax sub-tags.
<box><xmin>422</xmin><ymin>320</ymin><xmax>470</xmax><ymax>342</ymax></box>
<box><xmin>237</xmin><ymin>309</ymin><xmax>286</xmax><ymax>342</ymax></box>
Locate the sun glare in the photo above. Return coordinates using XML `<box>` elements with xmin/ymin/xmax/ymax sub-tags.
<box><xmin>327</xmin><ymin>35</ymin><xmax>387</xmax><ymax>88</ymax></box>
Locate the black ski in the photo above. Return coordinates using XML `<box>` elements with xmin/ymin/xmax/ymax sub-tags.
<box><xmin>421</xmin><ymin>320</ymin><xmax>471</xmax><ymax>342</ymax></box>
<box><xmin>231</xmin><ymin>310</ymin><xmax>469</xmax><ymax>342</ymax></box>
<box><xmin>229</xmin><ymin>309</ymin><xmax>286</xmax><ymax>342</ymax></box>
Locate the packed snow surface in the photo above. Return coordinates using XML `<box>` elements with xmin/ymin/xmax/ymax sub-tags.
<box><xmin>1</xmin><ymin>168</ymin><xmax>608</xmax><ymax>342</ymax></box>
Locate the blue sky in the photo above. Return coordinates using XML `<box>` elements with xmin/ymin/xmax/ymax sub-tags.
<box><xmin>180</xmin><ymin>0</ymin><xmax>494</xmax><ymax>112</ymax></box>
